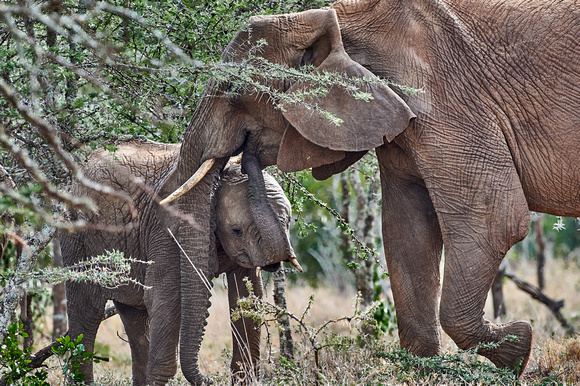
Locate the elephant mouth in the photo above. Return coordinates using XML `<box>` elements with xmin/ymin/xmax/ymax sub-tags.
<box><xmin>262</xmin><ymin>262</ymin><xmax>281</xmax><ymax>272</ymax></box>
<box><xmin>259</xmin><ymin>258</ymin><xmax>303</xmax><ymax>273</ymax></box>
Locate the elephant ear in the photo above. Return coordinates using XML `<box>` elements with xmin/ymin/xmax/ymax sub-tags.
<box><xmin>277</xmin><ymin>9</ymin><xmax>415</xmax><ymax>174</ymax></box>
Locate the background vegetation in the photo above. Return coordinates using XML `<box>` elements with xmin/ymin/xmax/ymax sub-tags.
<box><xmin>0</xmin><ymin>0</ymin><xmax>578</xmax><ymax>384</ymax></box>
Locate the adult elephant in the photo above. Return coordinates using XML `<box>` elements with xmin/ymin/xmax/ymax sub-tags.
<box><xmin>161</xmin><ymin>0</ymin><xmax>579</xmax><ymax>378</ymax></box>
<box><xmin>61</xmin><ymin>140</ymin><xmax>297</xmax><ymax>385</ymax></box>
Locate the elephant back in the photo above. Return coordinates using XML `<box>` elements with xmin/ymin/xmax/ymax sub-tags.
<box><xmin>72</xmin><ymin>140</ymin><xmax>180</xmax><ymax>224</ymax></box>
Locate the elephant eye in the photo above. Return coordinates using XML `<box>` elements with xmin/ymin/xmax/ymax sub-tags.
<box><xmin>232</xmin><ymin>227</ymin><xmax>243</xmax><ymax>237</ymax></box>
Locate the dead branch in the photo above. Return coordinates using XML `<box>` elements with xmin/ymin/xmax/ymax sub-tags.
<box><xmin>504</xmin><ymin>271</ymin><xmax>575</xmax><ymax>336</ymax></box>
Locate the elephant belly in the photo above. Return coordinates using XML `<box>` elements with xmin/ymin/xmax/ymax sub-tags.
<box><xmin>103</xmin><ymin>285</ymin><xmax>147</xmax><ymax>309</ymax></box>
<box><xmin>518</xmin><ymin>146</ymin><xmax>580</xmax><ymax>217</ymax></box>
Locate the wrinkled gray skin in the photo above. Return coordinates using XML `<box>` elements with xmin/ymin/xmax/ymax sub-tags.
<box><xmin>60</xmin><ymin>140</ymin><xmax>293</xmax><ymax>385</ymax></box>
<box><xmin>162</xmin><ymin>0</ymin><xmax>579</xmax><ymax>377</ymax></box>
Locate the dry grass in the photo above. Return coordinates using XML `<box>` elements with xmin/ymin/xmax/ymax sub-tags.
<box><xmin>529</xmin><ymin>336</ymin><xmax>580</xmax><ymax>384</ymax></box>
<box><xmin>30</xmin><ymin>258</ymin><xmax>580</xmax><ymax>384</ymax></box>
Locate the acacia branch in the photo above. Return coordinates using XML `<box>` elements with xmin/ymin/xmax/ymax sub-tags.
<box><xmin>0</xmin><ymin>84</ymin><xmax>137</xmax><ymax>219</ymax></box>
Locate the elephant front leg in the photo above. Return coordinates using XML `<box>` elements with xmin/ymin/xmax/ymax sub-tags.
<box><xmin>227</xmin><ymin>266</ymin><xmax>264</xmax><ymax>383</ymax></box>
<box><xmin>377</xmin><ymin>153</ymin><xmax>444</xmax><ymax>357</ymax></box>
<box><xmin>64</xmin><ymin>282</ymin><xmax>107</xmax><ymax>384</ymax></box>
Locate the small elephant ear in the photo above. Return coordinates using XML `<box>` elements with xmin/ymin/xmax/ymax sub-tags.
<box><xmin>278</xmin><ymin>9</ymin><xmax>415</xmax><ymax>172</ymax></box>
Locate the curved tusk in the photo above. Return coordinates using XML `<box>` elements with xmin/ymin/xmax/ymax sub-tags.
<box><xmin>160</xmin><ymin>158</ymin><xmax>215</xmax><ymax>205</ymax></box>
<box><xmin>288</xmin><ymin>258</ymin><xmax>303</xmax><ymax>272</ymax></box>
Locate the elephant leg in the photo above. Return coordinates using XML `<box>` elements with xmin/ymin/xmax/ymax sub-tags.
<box><xmin>378</xmin><ymin>145</ymin><xmax>444</xmax><ymax>356</ymax></box>
<box><xmin>439</xmin><ymin>230</ymin><xmax>532</xmax><ymax>373</ymax></box>
<box><xmin>113</xmin><ymin>301</ymin><xmax>149</xmax><ymax>386</ymax></box>
<box><xmin>429</xmin><ymin>150</ymin><xmax>533</xmax><ymax>373</ymax></box>
<box><xmin>227</xmin><ymin>266</ymin><xmax>264</xmax><ymax>383</ymax></box>
<box><xmin>65</xmin><ymin>281</ymin><xmax>107</xmax><ymax>384</ymax></box>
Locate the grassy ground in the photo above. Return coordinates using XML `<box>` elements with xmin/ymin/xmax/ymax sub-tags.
<box><xmin>35</xmin><ymin>257</ymin><xmax>580</xmax><ymax>385</ymax></box>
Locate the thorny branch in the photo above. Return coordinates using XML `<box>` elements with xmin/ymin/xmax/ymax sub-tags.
<box><xmin>233</xmin><ymin>286</ymin><xmax>380</xmax><ymax>376</ymax></box>
<box><xmin>281</xmin><ymin>172</ymin><xmax>384</xmax><ymax>271</ymax></box>
<box><xmin>0</xmin><ymin>81</ymin><xmax>137</xmax><ymax>218</ymax></box>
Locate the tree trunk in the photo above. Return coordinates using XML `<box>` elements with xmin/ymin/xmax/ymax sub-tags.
<box><xmin>52</xmin><ymin>236</ymin><xmax>67</xmax><ymax>338</ymax></box>
<box><xmin>534</xmin><ymin>218</ymin><xmax>546</xmax><ymax>290</ymax></box>
<box><xmin>272</xmin><ymin>269</ymin><xmax>294</xmax><ymax>360</ymax></box>
<box><xmin>340</xmin><ymin>173</ymin><xmax>353</xmax><ymax>267</ymax></box>
<box><xmin>20</xmin><ymin>293</ymin><xmax>34</xmax><ymax>350</ymax></box>
<box><xmin>346</xmin><ymin>170</ymin><xmax>379</xmax><ymax>309</ymax></box>
<box><xmin>0</xmin><ymin>225</ymin><xmax>54</xmax><ymax>345</ymax></box>
<box><xmin>491</xmin><ymin>263</ymin><xmax>506</xmax><ymax>318</ymax></box>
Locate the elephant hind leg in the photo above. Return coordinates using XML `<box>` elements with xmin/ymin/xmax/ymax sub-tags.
<box><xmin>439</xmin><ymin>218</ymin><xmax>532</xmax><ymax>374</ymax></box>
<box><xmin>478</xmin><ymin>320</ymin><xmax>532</xmax><ymax>374</ymax></box>
<box><xmin>113</xmin><ymin>301</ymin><xmax>149</xmax><ymax>385</ymax></box>
<box><xmin>440</xmin><ymin>304</ymin><xmax>532</xmax><ymax>374</ymax></box>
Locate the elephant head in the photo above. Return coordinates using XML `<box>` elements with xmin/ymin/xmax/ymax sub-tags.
<box><xmin>216</xmin><ymin>163</ymin><xmax>295</xmax><ymax>272</ymax></box>
<box><xmin>159</xmin><ymin>8</ymin><xmax>414</xmax><ymax>384</ymax></box>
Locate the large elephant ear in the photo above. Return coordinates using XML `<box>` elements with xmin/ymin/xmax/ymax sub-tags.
<box><xmin>276</xmin><ymin>9</ymin><xmax>415</xmax><ymax>173</ymax></box>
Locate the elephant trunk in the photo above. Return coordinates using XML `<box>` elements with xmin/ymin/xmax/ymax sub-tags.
<box><xmin>177</xmin><ymin>155</ymin><xmax>227</xmax><ymax>385</ymax></box>
<box><xmin>242</xmin><ymin>152</ymin><xmax>295</xmax><ymax>266</ymax></box>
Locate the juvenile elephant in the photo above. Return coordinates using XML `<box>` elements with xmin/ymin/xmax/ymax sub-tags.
<box><xmin>159</xmin><ymin>0</ymin><xmax>579</xmax><ymax>377</ymax></box>
<box><xmin>60</xmin><ymin>140</ymin><xmax>296</xmax><ymax>384</ymax></box>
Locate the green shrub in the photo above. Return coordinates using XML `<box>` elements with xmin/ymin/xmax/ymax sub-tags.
<box><xmin>0</xmin><ymin>323</ymin><xmax>49</xmax><ymax>385</ymax></box>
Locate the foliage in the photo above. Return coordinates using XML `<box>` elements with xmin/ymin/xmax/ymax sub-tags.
<box><xmin>1</xmin><ymin>250</ymin><xmax>150</xmax><ymax>300</ymax></box>
<box><xmin>224</xmin><ymin>287</ymin><xmax>570</xmax><ymax>385</ymax></box>
<box><xmin>52</xmin><ymin>333</ymin><xmax>97</xmax><ymax>383</ymax></box>
<box><xmin>370</xmin><ymin>265</ymin><xmax>397</xmax><ymax>337</ymax></box>
<box><xmin>378</xmin><ymin>337</ymin><xmax>523</xmax><ymax>385</ymax></box>
<box><xmin>0</xmin><ymin>323</ymin><xmax>49</xmax><ymax>385</ymax></box>
<box><xmin>232</xmin><ymin>279</ymin><xmax>382</xmax><ymax>375</ymax></box>
<box><xmin>272</xmin><ymin>153</ymin><xmax>384</xmax><ymax>287</ymax></box>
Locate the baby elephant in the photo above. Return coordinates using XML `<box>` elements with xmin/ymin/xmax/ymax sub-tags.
<box><xmin>60</xmin><ymin>140</ymin><xmax>296</xmax><ymax>385</ymax></box>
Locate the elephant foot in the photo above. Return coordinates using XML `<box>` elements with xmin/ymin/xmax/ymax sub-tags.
<box><xmin>196</xmin><ymin>375</ymin><xmax>213</xmax><ymax>385</ymax></box>
<box><xmin>183</xmin><ymin>373</ymin><xmax>213</xmax><ymax>386</ymax></box>
<box><xmin>478</xmin><ymin>320</ymin><xmax>533</xmax><ymax>376</ymax></box>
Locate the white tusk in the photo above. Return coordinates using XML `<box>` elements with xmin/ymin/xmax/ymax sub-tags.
<box><xmin>160</xmin><ymin>158</ymin><xmax>215</xmax><ymax>205</ymax></box>
<box><xmin>289</xmin><ymin>258</ymin><xmax>303</xmax><ymax>272</ymax></box>
<box><xmin>256</xmin><ymin>267</ymin><xmax>262</xmax><ymax>277</ymax></box>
